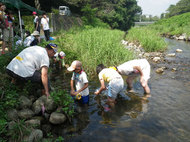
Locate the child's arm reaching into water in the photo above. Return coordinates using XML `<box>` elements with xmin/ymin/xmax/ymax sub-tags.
<box><xmin>94</xmin><ymin>79</ymin><xmax>106</xmax><ymax>95</ymax></box>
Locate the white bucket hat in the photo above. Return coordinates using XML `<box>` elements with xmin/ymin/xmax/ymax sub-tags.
<box><xmin>31</xmin><ymin>31</ymin><xmax>40</xmax><ymax>36</ymax></box>
<box><xmin>67</xmin><ymin>60</ymin><xmax>82</xmax><ymax>71</ymax></box>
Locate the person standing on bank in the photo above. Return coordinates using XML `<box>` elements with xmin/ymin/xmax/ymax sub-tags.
<box><xmin>41</xmin><ymin>13</ymin><xmax>50</xmax><ymax>41</ymax></box>
<box><xmin>32</xmin><ymin>11</ymin><xmax>41</xmax><ymax>42</ymax></box>
<box><xmin>6</xmin><ymin>43</ymin><xmax>58</xmax><ymax>98</ymax></box>
<box><xmin>32</xmin><ymin>11</ymin><xmax>40</xmax><ymax>33</ymax></box>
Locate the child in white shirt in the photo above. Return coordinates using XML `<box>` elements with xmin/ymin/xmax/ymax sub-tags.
<box><xmin>67</xmin><ymin>60</ymin><xmax>89</xmax><ymax>105</ymax></box>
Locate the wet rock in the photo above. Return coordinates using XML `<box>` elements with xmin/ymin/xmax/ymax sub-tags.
<box><xmin>18</xmin><ymin>109</ymin><xmax>34</xmax><ymax>119</ymax></box>
<box><xmin>49</xmin><ymin>112</ymin><xmax>67</xmax><ymax>124</ymax></box>
<box><xmin>153</xmin><ymin>57</ymin><xmax>161</xmax><ymax>62</ymax></box>
<box><xmin>7</xmin><ymin>109</ymin><xmax>18</xmax><ymax>121</ymax></box>
<box><xmin>156</xmin><ymin>68</ymin><xmax>164</xmax><ymax>74</ymax></box>
<box><xmin>172</xmin><ymin>68</ymin><xmax>177</xmax><ymax>71</ymax></box>
<box><xmin>176</xmin><ymin>49</ymin><xmax>183</xmax><ymax>53</ymax></box>
<box><xmin>19</xmin><ymin>95</ymin><xmax>32</xmax><ymax>108</ymax></box>
<box><xmin>167</xmin><ymin>53</ymin><xmax>176</xmax><ymax>57</ymax></box>
<box><xmin>138</xmin><ymin>53</ymin><xmax>143</xmax><ymax>57</ymax></box>
<box><xmin>177</xmin><ymin>35</ymin><xmax>186</xmax><ymax>40</ymax></box>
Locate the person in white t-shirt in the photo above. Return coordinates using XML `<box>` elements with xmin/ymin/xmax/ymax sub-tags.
<box><xmin>41</xmin><ymin>13</ymin><xmax>50</xmax><ymax>41</ymax></box>
<box><xmin>94</xmin><ymin>64</ymin><xmax>124</xmax><ymax>110</ymax></box>
<box><xmin>67</xmin><ymin>60</ymin><xmax>89</xmax><ymax>105</ymax></box>
<box><xmin>6</xmin><ymin>43</ymin><xmax>58</xmax><ymax>98</ymax></box>
<box><xmin>117</xmin><ymin>59</ymin><xmax>151</xmax><ymax>94</ymax></box>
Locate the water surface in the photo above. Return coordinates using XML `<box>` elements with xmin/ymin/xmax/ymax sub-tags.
<box><xmin>51</xmin><ymin>38</ymin><xmax>190</xmax><ymax>142</ymax></box>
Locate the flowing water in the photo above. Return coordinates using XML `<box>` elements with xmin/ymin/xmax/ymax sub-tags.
<box><xmin>50</xmin><ymin>38</ymin><xmax>190</xmax><ymax>142</ymax></box>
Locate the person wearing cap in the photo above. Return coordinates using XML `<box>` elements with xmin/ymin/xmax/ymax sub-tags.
<box><xmin>94</xmin><ymin>64</ymin><xmax>124</xmax><ymax>110</ymax></box>
<box><xmin>54</xmin><ymin>51</ymin><xmax>66</xmax><ymax>69</ymax></box>
<box><xmin>117</xmin><ymin>59</ymin><xmax>151</xmax><ymax>94</ymax></box>
<box><xmin>23</xmin><ymin>30</ymin><xmax>40</xmax><ymax>47</ymax></box>
<box><xmin>6</xmin><ymin>43</ymin><xmax>58</xmax><ymax>98</ymax></box>
<box><xmin>67</xmin><ymin>60</ymin><xmax>89</xmax><ymax>105</ymax></box>
<box><xmin>32</xmin><ymin>11</ymin><xmax>41</xmax><ymax>34</ymax></box>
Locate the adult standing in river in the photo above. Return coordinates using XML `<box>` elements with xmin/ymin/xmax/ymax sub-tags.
<box><xmin>6</xmin><ymin>43</ymin><xmax>58</xmax><ymax>98</ymax></box>
<box><xmin>117</xmin><ymin>59</ymin><xmax>151</xmax><ymax>94</ymax></box>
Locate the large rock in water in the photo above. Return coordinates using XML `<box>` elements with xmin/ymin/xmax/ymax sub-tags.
<box><xmin>49</xmin><ymin>112</ymin><xmax>67</xmax><ymax>124</ymax></box>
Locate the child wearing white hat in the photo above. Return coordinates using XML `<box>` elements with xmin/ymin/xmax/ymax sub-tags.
<box><xmin>67</xmin><ymin>60</ymin><xmax>89</xmax><ymax>105</ymax></box>
<box><xmin>54</xmin><ymin>51</ymin><xmax>66</xmax><ymax>69</ymax></box>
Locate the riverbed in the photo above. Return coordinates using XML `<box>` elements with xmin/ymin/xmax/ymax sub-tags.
<box><xmin>50</xmin><ymin>38</ymin><xmax>190</xmax><ymax>142</ymax></box>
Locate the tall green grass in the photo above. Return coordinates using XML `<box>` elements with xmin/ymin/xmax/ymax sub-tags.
<box><xmin>126</xmin><ymin>27</ymin><xmax>167</xmax><ymax>52</ymax></box>
<box><xmin>54</xmin><ymin>27</ymin><xmax>135</xmax><ymax>77</ymax></box>
<box><xmin>151</xmin><ymin>12</ymin><xmax>190</xmax><ymax>36</ymax></box>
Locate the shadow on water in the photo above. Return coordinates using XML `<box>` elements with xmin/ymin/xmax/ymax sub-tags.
<box><xmin>49</xmin><ymin>38</ymin><xmax>190</xmax><ymax>142</ymax></box>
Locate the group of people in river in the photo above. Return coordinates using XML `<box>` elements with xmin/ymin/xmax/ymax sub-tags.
<box><xmin>6</xmin><ymin>42</ymin><xmax>151</xmax><ymax>111</ymax></box>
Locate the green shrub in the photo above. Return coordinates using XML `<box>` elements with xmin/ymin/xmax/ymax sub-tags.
<box><xmin>51</xmin><ymin>90</ymin><xmax>75</xmax><ymax>117</ymax></box>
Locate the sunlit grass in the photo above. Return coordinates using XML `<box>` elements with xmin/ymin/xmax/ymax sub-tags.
<box><xmin>54</xmin><ymin>27</ymin><xmax>135</xmax><ymax>77</ymax></box>
<box><xmin>151</xmin><ymin>12</ymin><xmax>190</xmax><ymax>36</ymax></box>
<box><xmin>126</xmin><ymin>27</ymin><xmax>167</xmax><ymax>52</ymax></box>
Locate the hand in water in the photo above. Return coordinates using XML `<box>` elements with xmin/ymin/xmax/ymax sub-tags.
<box><xmin>94</xmin><ymin>91</ymin><xmax>99</xmax><ymax>95</ymax></box>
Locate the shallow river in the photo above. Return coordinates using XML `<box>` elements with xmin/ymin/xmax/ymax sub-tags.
<box><xmin>51</xmin><ymin>38</ymin><xmax>190</xmax><ymax>142</ymax></box>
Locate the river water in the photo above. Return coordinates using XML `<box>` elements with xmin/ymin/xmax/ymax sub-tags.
<box><xmin>51</xmin><ymin>38</ymin><xmax>190</xmax><ymax>142</ymax></box>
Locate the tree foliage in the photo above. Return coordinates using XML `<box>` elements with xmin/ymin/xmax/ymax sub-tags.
<box><xmin>166</xmin><ymin>0</ymin><xmax>190</xmax><ymax>18</ymax></box>
<box><xmin>22</xmin><ymin>0</ymin><xmax>141</xmax><ymax>31</ymax></box>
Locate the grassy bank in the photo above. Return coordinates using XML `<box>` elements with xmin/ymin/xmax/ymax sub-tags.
<box><xmin>126</xmin><ymin>12</ymin><xmax>190</xmax><ymax>52</ymax></box>
<box><xmin>54</xmin><ymin>27</ymin><xmax>135</xmax><ymax>77</ymax></box>
<box><xmin>126</xmin><ymin>27</ymin><xmax>167</xmax><ymax>52</ymax></box>
<box><xmin>151</xmin><ymin>12</ymin><xmax>190</xmax><ymax>36</ymax></box>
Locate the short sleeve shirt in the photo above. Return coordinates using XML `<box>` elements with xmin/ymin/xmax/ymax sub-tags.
<box><xmin>98</xmin><ymin>68</ymin><xmax>122</xmax><ymax>82</ymax></box>
<box><xmin>7</xmin><ymin>46</ymin><xmax>49</xmax><ymax>77</ymax></box>
<box><xmin>117</xmin><ymin>59</ymin><xmax>150</xmax><ymax>76</ymax></box>
<box><xmin>41</xmin><ymin>17</ymin><xmax>49</xmax><ymax>30</ymax></box>
<box><xmin>71</xmin><ymin>71</ymin><xmax>89</xmax><ymax>96</ymax></box>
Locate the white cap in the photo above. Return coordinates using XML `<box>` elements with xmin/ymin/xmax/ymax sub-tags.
<box><xmin>31</xmin><ymin>31</ymin><xmax>40</xmax><ymax>36</ymax></box>
<box><xmin>54</xmin><ymin>51</ymin><xmax>66</xmax><ymax>59</ymax></box>
<box><xmin>67</xmin><ymin>60</ymin><xmax>82</xmax><ymax>71</ymax></box>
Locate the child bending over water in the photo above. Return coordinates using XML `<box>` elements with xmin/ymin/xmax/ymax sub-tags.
<box><xmin>94</xmin><ymin>64</ymin><xmax>124</xmax><ymax>109</ymax></box>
